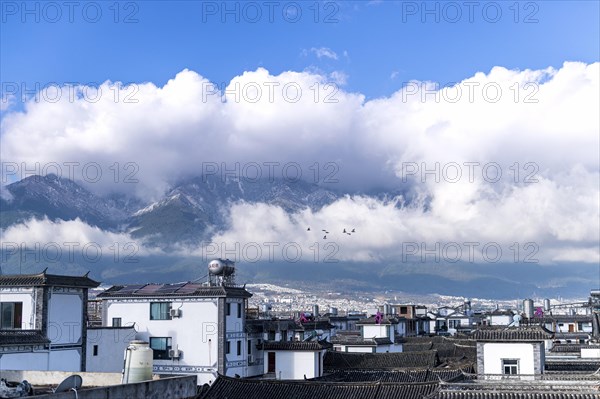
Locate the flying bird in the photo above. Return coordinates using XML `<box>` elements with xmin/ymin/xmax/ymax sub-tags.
<box><xmin>351</xmin><ymin>228</ymin><xmax>356</xmax><ymax>233</ymax></box>
<box><xmin>323</xmin><ymin>235</ymin><xmax>327</xmax><ymax>239</ymax></box>
<box><xmin>343</xmin><ymin>229</ymin><xmax>347</xmax><ymax>233</ymax></box>
<box><xmin>307</xmin><ymin>227</ymin><xmax>310</xmax><ymax>231</ymax></box>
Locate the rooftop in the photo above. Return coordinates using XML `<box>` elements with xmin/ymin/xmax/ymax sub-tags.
<box><xmin>0</xmin><ymin>271</ymin><xmax>100</xmax><ymax>289</ymax></box>
<box><xmin>199</xmin><ymin>375</ymin><xmax>439</xmax><ymax>399</ymax></box>
<box><xmin>259</xmin><ymin>340</ymin><xmax>332</xmax><ymax>351</ymax></box>
<box><xmin>324</xmin><ymin>350</ymin><xmax>439</xmax><ymax>370</ymax></box>
<box><xmin>0</xmin><ymin>330</ymin><xmax>50</xmax><ymax>346</ymax></box>
<box><xmin>471</xmin><ymin>325</ymin><xmax>554</xmax><ymax>342</ymax></box>
<box><xmin>97</xmin><ymin>282</ymin><xmax>252</xmax><ymax>298</ymax></box>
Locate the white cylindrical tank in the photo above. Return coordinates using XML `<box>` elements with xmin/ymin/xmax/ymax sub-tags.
<box><xmin>208</xmin><ymin>259</ymin><xmax>235</xmax><ymax>276</ymax></box>
<box><xmin>312</xmin><ymin>304</ymin><xmax>319</xmax><ymax>317</ymax></box>
<box><xmin>544</xmin><ymin>299</ymin><xmax>551</xmax><ymax>312</ymax></box>
<box><xmin>329</xmin><ymin>307</ymin><xmax>338</xmax><ymax>316</ymax></box>
<box><xmin>122</xmin><ymin>341</ymin><xmax>153</xmax><ymax>384</ymax></box>
<box><xmin>523</xmin><ymin>299</ymin><xmax>534</xmax><ymax>319</ymax></box>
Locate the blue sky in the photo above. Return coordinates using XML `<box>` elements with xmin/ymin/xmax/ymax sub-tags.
<box><xmin>1</xmin><ymin>1</ymin><xmax>598</xmax><ymax>100</ymax></box>
<box><xmin>1</xmin><ymin>1</ymin><xmax>599</xmax><ymax>282</ymax></box>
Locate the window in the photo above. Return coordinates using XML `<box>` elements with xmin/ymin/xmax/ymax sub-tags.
<box><xmin>0</xmin><ymin>302</ymin><xmax>22</xmax><ymax>329</ymax></box>
<box><xmin>237</xmin><ymin>340</ymin><xmax>241</xmax><ymax>356</ymax></box>
<box><xmin>400</xmin><ymin>306</ymin><xmax>408</xmax><ymax>314</ymax></box>
<box><xmin>112</xmin><ymin>317</ymin><xmax>122</xmax><ymax>327</ymax></box>
<box><xmin>150</xmin><ymin>302</ymin><xmax>171</xmax><ymax>320</ymax></box>
<box><xmin>248</xmin><ymin>340</ymin><xmax>252</xmax><ymax>355</ymax></box>
<box><xmin>93</xmin><ymin>345</ymin><xmax>98</xmax><ymax>356</ymax></box>
<box><xmin>226</xmin><ymin>341</ymin><xmax>231</xmax><ymax>354</ymax></box>
<box><xmin>149</xmin><ymin>337</ymin><xmax>172</xmax><ymax>359</ymax></box>
<box><xmin>502</xmin><ymin>359</ymin><xmax>519</xmax><ymax>375</ymax></box>
<box><xmin>237</xmin><ymin>303</ymin><xmax>242</xmax><ymax>318</ymax></box>
<box><xmin>226</xmin><ymin>303</ymin><xmax>231</xmax><ymax>316</ymax></box>
<box><xmin>267</xmin><ymin>330</ymin><xmax>275</xmax><ymax>340</ymax></box>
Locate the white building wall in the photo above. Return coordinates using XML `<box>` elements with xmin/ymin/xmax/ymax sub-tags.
<box><xmin>489</xmin><ymin>315</ymin><xmax>513</xmax><ymax>326</ymax></box>
<box><xmin>264</xmin><ymin>351</ymin><xmax>320</xmax><ymax>379</ymax></box>
<box><xmin>104</xmin><ymin>299</ymin><xmax>220</xmax><ymax>385</ymax></box>
<box><xmin>48</xmin><ymin>349</ymin><xmax>81</xmax><ymax>371</ymax></box>
<box><xmin>48</xmin><ymin>292</ymin><xmax>83</xmax><ymax>344</ymax></box>
<box><xmin>482</xmin><ymin>343</ymin><xmax>535</xmax><ymax>375</ymax></box>
<box><xmin>362</xmin><ymin>325</ymin><xmax>392</xmax><ymax>339</ymax></box>
<box><xmin>0</xmin><ymin>351</ymin><xmax>49</xmax><ymax>371</ymax></box>
<box><xmin>86</xmin><ymin>327</ymin><xmax>136</xmax><ymax>372</ymax></box>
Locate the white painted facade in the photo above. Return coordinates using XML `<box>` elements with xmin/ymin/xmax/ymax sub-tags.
<box><xmin>488</xmin><ymin>314</ymin><xmax>514</xmax><ymax>326</ymax></box>
<box><xmin>100</xmin><ymin>292</ymin><xmax>253</xmax><ymax>385</ymax></box>
<box><xmin>362</xmin><ymin>324</ymin><xmax>394</xmax><ymax>339</ymax></box>
<box><xmin>263</xmin><ymin>350</ymin><xmax>325</xmax><ymax>379</ymax></box>
<box><xmin>0</xmin><ymin>279</ymin><xmax>93</xmax><ymax>373</ymax></box>
<box><xmin>86</xmin><ymin>327</ymin><xmax>137</xmax><ymax>372</ymax></box>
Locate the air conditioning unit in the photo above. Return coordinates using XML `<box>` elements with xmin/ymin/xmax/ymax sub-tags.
<box><xmin>169</xmin><ymin>349</ymin><xmax>182</xmax><ymax>359</ymax></box>
<box><xmin>170</xmin><ymin>308</ymin><xmax>181</xmax><ymax>318</ymax></box>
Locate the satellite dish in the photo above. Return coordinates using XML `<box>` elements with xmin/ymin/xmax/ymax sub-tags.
<box><xmin>54</xmin><ymin>375</ymin><xmax>82</xmax><ymax>393</ymax></box>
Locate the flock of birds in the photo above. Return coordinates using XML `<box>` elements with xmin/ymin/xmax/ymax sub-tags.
<box><xmin>306</xmin><ymin>227</ymin><xmax>356</xmax><ymax>239</ymax></box>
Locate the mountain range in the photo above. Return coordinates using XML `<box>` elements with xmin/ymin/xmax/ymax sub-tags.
<box><xmin>0</xmin><ymin>174</ymin><xmax>595</xmax><ymax>299</ymax></box>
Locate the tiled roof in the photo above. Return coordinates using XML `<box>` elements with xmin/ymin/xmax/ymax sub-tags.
<box><xmin>324</xmin><ymin>351</ymin><xmax>439</xmax><ymax>370</ymax></box>
<box><xmin>0</xmin><ymin>271</ymin><xmax>100</xmax><ymax>288</ymax></box>
<box><xmin>199</xmin><ymin>375</ymin><xmax>439</xmax><ymax>399</ymax></box>
<box><xmin>0</xmin><ymin>330</ymin><xmax>50</xmax><ymax>346</ymax></box>
<box><xmin>403</xmin><ymin>342</ymin><xmax>434</xmax><ymax>352</ymax></box>
<box><xmin>545</xmin><ymin>360</ymin><xmax>600</xmax><ymax>372</ymax></box>
<box><xmin>97</xmin><ymin>283</ymin><xmax>252</xmax><ymax>298</ymax></box>
<box><xmin>549</xmin><ymin>344</ymin><xmax>585</xmax><ymax>353</ymax></box>
<box><xmin>471</xmin><ymin>326</ymin><xmax>554</xmax><ymax>341</ymax></box>
<box><xmin>260</xmin><ymin>340</ymin><xmax>332</xmax><ymax>351</ymax></box>
<box><xmin>331</xmin><ymin>334</ymin><xmax>393</xmax><ymax>346</ymax></box>
<box><xmin>314</xmin><ymin>368</ymin><xmax>466</xmax><ymax>383</ymax></box>
<box><xmin>435</xmin><ymin>381</ymin><xmax>600</xmax><ymax>399</ymax></box>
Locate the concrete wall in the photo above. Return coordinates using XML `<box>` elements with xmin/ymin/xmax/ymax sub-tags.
<box><xmin>34</xmin><ymin>375</ymin><xmax>197</xmax><ymax>399</ymax></box>
<box><xmin>0</xmin><ymin>370</ymin><xmax>123</xmax><ymax>386</ymax></box>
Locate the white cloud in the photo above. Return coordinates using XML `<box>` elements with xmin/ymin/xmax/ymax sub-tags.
<box><xmin>1</xmin><ymin>62</ymin><xmax>598</xmax><ymax>265</ymax></box>
<box><xmin>309</xmin><ymin>47</ymin><xmax>339</xmax><ymax>60</ymax></box>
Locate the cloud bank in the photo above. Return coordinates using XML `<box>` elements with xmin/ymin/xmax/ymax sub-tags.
<box><xmin>1</xmin><ymin>62</ymin><xmax>598</xmax><ymax>265</ymax></box>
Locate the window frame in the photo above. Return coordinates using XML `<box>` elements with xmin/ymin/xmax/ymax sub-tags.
<box><xmin>502</xmin><ymin>358</ymin><xmax>519</xmax><ymax>375</ymax></box>
<box><xmin>0</xmin><ymin>302</ymin><xmax>23</xmax><ymax>329</ymax></box>
<box><xmin>149</xmin><ymin>337</ymin><xmax>172</xmax><ymax>360</ymax></box>
<box><xmin>112</xmin><ymin>317</ymin><xmax>122</xmax><ymax>327</ymax></box>
<box><xmin>149</xmin><ymin>302</ymin><xmax>172</xmax><ymax>320</ymax></box>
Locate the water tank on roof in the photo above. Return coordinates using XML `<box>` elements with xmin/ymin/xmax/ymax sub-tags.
<box><xmin>383</xmin><ymin>304</ymin><xmax>391</xmax><ymax>315</ymax></box>
<box><xmin>208</xmin><ymin>259</ymin><xmax>235</xmax><ymax>276</ymax></box>
<box><xmin>544</xmin><ymin>299</ymin><xmax>551</xmax><ymax>312</ymax></box>
<box><xmin>523</xmin><ymin>299</ymin><xmax>534</xmax><ymax>319</ymax></box>
<box><xmin>329</xmin><ymin>307</ymin><xmax>338</xmax><ymax>316</ymax></box>
<box><xmin>122</xmin><ymin>341</ymin><xmax>153</xmax><ymax>384</ymax></box>
<box><xmin>312</xmin><ymin>304</ymin><xmax>319</xmax><ymax>317</ymax></box>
